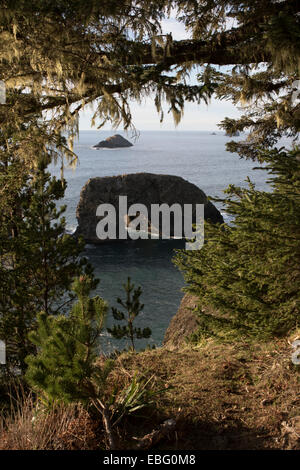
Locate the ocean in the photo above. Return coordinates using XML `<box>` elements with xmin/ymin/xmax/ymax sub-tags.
<box><xmin>50</xmin><ymin>130</ymin><xmax>271</xmax><ymax>351</ymax></box>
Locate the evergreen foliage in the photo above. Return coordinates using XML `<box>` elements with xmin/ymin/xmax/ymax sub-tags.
<box><xmin>0</xmin><ymin>0</ymin><xmax>299</xmax><ymax>361</ymax></box>
<box><xmin>107</xmin><ymin>278</ymin><xmax>151</xmax><ymax>350</ymax></box>
<box><xmin>0</xmin><ymin>161</ymin><xmax>94</xmax><ymax>372</ymax></box>
<box><xmin>25</xmin><ymin>276</ymin><xmax>113</xmax><ymax>405</ymax></box>
<box><xmin>1</xmin><ymin>1</ymin><xmax>298</xmax><ymax>150</ymax></box>
<box><xmin>174</xmin><ymin>147</ymin><xmax>300</xmax><ymax>340</ymax></box>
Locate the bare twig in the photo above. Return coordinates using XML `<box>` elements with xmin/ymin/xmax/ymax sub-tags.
<box><xmin>92</xmin><ymin>398</ymin><xmax>117</xmax><ymax>450</ymax></box>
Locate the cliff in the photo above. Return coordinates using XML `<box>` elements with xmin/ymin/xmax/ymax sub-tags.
<box><xmin>163</xmin><ymin>294</ymin><xmax>199</xmax><ymax>349</ymax></box>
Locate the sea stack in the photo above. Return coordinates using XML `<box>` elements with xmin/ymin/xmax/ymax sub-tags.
<box><xmin>75</xmin><ymin>173</ymin><xmax>224</xmax><ymax>244</ymax></box>
<box><xmin>93</xmin><ymin>134</ymin><xmax>133</xmax><ymax>149</ymax></box>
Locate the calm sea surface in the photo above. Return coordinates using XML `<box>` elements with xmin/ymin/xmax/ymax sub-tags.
<box><xmin>50</xmin><ymin>130</ymin><xmax>275</xmax><ymax>351</ymax></box>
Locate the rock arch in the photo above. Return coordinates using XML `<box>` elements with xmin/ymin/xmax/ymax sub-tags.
<box><xmin>75</xmin><ymin>173</ymin><xmax>223</xmax><ymax>243</ymax></box>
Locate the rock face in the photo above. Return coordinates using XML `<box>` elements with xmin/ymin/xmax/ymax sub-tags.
<box><xmin>75</xmin><ymin>173</ymin><xmax>223</xmax><ymax>243</ymax></box>
<box><xmin>163</xmin><ymin>294</ymin><xmax>199</xmax><ymax>349</ymax></box>
<box><xmin>93</xmin><ymin>134</ymin><xmax>133</xmax><ymax>148</ymax></box>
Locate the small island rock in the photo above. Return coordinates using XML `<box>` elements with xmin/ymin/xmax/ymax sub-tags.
<box><xmin>93</xmin><ymin>134</ymin><xmax>133</xmax><ymax>148</ymax></box>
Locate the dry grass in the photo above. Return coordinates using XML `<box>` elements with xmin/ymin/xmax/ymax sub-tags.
<box><xmin>108</xmin><ymin>335</ymin><xmax>300</xmax><ymax>450</ymax></box>
<box><xmin>1</xmin><ymin>335</ymin><xmax>299</xmax><ymax>450</ymax></box>
<box><xmin>0</xmin><ymin>394</ymin><xmax>101</xmax><ymax>450</ymax></box>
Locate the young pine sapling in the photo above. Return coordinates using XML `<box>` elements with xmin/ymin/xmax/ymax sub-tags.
<box><xmin>107</xmin><ymin>277</ymin><xmax>151</xmax><ymax>351</ymax></box>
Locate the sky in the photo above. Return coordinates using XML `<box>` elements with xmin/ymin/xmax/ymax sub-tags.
<box><xmin>79</xmin><ymin>15</ymin><xmax>241</xmax><ymax>132</ymax></box>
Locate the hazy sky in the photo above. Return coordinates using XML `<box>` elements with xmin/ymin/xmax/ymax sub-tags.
<box><xmin>79</xmin><ymin>97</ymin><xmax>241</xmax><ymax>132</ymax></box>
<box><xmin>79</xmin><ymin>15</ymin><xmax>241</xmax><ymax>132</ymax></box>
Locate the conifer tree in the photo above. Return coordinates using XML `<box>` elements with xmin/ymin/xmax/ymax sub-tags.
<box><xmin>107</xmin><ymin>277</ymin><xmax>151</xmax><ymax>351</ymax></box>
<box><xmin>25</xmin><ymin>276</ymin><xmax>113</xmax><ymax>405</ymax></box>
<box><xmin>1</xmin><ymin>1</ymin><xmax>298</xmax><ymax>157</ymax></box>
<box><xmin>0</xmin><ymin>0</ymin><xmax>299</xmax><ymax>353</ymax></box>
<box><xmin>175</xmin><ymin>147</ymin><xmax>300</xmax><ymax>340</ymax></box>
<box><xmin>0</xmin><ymin>161</ymin><xmax>95</xmax><ymax>372</ymax></box>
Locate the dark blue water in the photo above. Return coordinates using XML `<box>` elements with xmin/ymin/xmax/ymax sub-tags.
<box><xmin>84</xmin><ymin>239</ymin><xmax>185</xmax><ymax>352</ymax></box>
<box><xmin>50</xmin><ymin>130</ymin><xmax>273</xmax><ymax>351</ymax></box>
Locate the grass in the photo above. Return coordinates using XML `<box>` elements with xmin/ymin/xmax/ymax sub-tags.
<box><xmin>0</xmin><ymin>334</ymin><xmax>299</xmax><ymax>450</ymax></box>
<box><xmin>107</xmin><ymin>335</ymin><xmax>300</xmax><ymax>450</ymax></box>
<box><xmin>0</xmin><ymin>393</ymin><xmax>101</xmax><ymax>450</ymax></box>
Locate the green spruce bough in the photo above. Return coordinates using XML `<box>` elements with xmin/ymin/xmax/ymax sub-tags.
<box><xmin>107</xmin><ymin>277</ymin><xmax>151</xmax><ymax>351</ymax></box>
<box><xmin>175</xmin><ymin>147</ymin><xmax>300</xmax><ymax>341</ymax></box>
<box><xmin>25</xmin><ymin>276</ymin><xmax>113</xmax><ymax>405</ymax></box>
<box><xmin>0</xmin><ymin>161</ymin><xmax>93</xmax><ymax>372</ymax></box>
